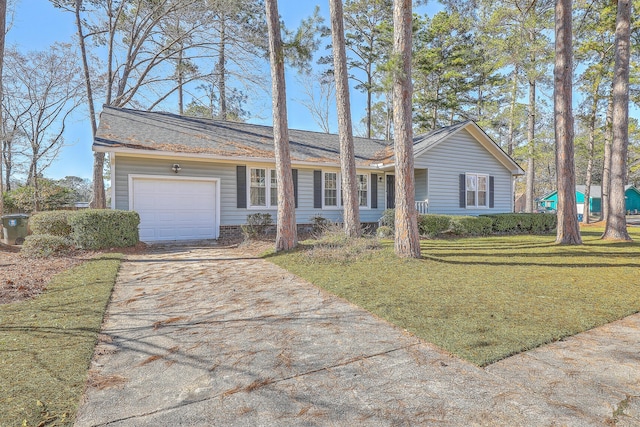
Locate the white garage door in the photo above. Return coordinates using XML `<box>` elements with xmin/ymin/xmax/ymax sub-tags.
<box><xmin>131</xmin><ymin>177</ymin><xmax>218</xmax><ymax>242</ymax></box>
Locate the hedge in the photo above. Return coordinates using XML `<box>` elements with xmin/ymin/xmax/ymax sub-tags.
<box><xmin>68</xmin><ymin>209</ymin><xmax>140</xmax><ymax>250</ymax></box>
<box><xmin>480</xmin><ymin>213</ymin><xmax>557</xmax><ymax>234</ymax></box>
<box><xmin>21</xmin><ymin>234</ymin><xmax>73</xmax><ymax>258</ymax></box>
<box><xmin>378</xmin><ymin>212</ymin><xmax>556</xmax><ymax>239</ymax></box>
<box><xmin>418</xmin><ymin>214</ymin><xmax>452</xmax><ymax>237</ymax></box>
<box><xmin>450</xmin><ymin>216</ymin><xmax>493</xmax><ymax>236</ymax></box>
<box><xmin>29</xmin><ymin>211</ymin><xmax>73</xmax><ymax>237</ymax></box>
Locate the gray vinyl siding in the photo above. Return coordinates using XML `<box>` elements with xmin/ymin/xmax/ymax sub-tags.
<box><xmin>113</xmin><ymin>155</ymin><xmax>386</xmax><ymax>226</ymax></box>
<box><xmin>413</xmin><ymin>129</ymin><xmax>513</xmax><ymax>215</ymax></box>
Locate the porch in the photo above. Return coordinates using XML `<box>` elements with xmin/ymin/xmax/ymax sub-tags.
<box><xmin>385</xmin><ymin>168</ymin><xmax>429</xmax><ymax>213</ymax></box>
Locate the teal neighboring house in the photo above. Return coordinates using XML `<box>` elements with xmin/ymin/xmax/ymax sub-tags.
<box><xmin>539</xmin><ymin>185</ymin><xmax>640</xmax><ymax>214</ymax></box>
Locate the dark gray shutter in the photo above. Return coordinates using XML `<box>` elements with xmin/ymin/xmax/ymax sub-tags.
<box><xmin>489</xmin><ymin>176</ymin><xmax>495</xmax><ymax>208</ymax></box>
<box><xmin>313</xmin><ymin>170</ymin><xmax>322</xmax><ymax>208</ymax></box>
<box><xmin>292</xmin><ymin>169</ymin><xmax>298</xmax><ymax>208</ymax></box>
<box><xmin>371</xmin><ymin>173</ymin><xmax>378</xmax><ymax>209</ymax></box>
<box><xmin>459</xmin><ymin>174</ymin><xmax>466</xmax><ymax>208</ymax></box>
<box><xmin>237</xmin><ymin>166</ymin><xmax>247</xmax><ymax>208</ymax></box>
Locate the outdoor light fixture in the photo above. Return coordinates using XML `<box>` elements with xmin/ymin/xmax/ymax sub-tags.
<box><xmin>378</xmin><ymin>175</ymin><xmax>384</xmax><ymax>183</ymax></box>
<box><xmin>172</xmin><ymin>163</ymin><xmax>181</xmax><ymax>173</ymax></box>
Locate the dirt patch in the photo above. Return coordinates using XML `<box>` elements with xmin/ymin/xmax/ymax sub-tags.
<box><xmin>0</xmin><ymin>242</ymin><xmax>148</xmax><ymax>305</ymax></box>
<box><xmin>0</xmin><ymin>252</ymin><xmax>84</xmax><ymax>304</ymax></box>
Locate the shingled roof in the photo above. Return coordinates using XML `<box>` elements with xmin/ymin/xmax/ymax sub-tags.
<box><xmin>93</xmin><ymin>106</ymin><xmax>522</xmax><ymax>173</ymax></box>
<box><xmin>95</xmin><ymin>106</ymin><xmax>393</xmax><ymax>166</ymax></box>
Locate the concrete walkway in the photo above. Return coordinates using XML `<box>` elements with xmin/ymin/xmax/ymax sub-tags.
<box><xmin>75</xmin><ymin>245</ymin><xmax>640</xmax><ymax>426</ymax></box>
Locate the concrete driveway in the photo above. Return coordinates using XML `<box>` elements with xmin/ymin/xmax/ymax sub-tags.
<box><xmin>75</xmin><ymin>244</ymin><xmax>640</xmax><ymax>426</ymax></box>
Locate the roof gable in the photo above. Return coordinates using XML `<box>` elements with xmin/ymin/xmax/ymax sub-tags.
<box><xmin>412</xmin><ymin>121</ymin><xmax>524</xmax><ymax>175</ymax></box>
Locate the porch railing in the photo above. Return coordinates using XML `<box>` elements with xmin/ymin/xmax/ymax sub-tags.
<box><xmin>415</xmin><ymin>200</ymin><xmax>429</xmax><ymax>214</ymax></box>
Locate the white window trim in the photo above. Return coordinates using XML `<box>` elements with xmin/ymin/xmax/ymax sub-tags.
<box><xmin>322</xmin><ymin>171</ymin><xmax>370</xmax><ymax>210</ymax></box>
<box><xmin>465</xmin><ymin>172</ymin><xmax>489</xmax><ymax>208</ymax></box>
<box><xmin>248</xmin><ymin>167</ymin><xmax>278</xmax><ymax>210</ymax></box>
<box><xmin>322</xmin><ymin>171</ymin><xmax>340</xmax><ymax>209</ymax></box>
<box><xmin>357</xmin><ymin>173</ymin><xmax>370</xmax><ymax>209</ymax></box>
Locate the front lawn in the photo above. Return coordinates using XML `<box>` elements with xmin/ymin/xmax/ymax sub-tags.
<box><xmin>0</xmin><ymin>254</ymin><xmax>122</xmax><ymax>427</ymax></box>
<box><xmin>268</xmin><ymin>228</ymin><xmax>640</xmax><ymax>366</ymax></box>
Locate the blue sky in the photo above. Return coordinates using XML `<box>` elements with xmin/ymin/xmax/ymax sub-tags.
<box><xmin>6</xmin><ymin>1</ymin><xmax>442</xmax><ymax>182</ymax></box>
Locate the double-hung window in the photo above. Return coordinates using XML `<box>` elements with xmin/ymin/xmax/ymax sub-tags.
<box><xmin>249</xmin><ymin>168</ymin><xmax>277</xmax><ymax>208</ymax></box>
<box><xmin>357</xmin><ymin>174</ymin><xmax>368</xmax><ymax>207</ymax></box>
<box><xmin>324</xmin><ymin>172</ymin><xmax>338</xmax><ymax>207</ymax></box>
<box><xmin>465</xmin><ymin>173</ymin><xmax>489</xmax><ymax>208</ymax></box>
<box><xmin>322</xmin><ymin>171</ymin><xmax>369</xmax><ymax>208</ymax></box>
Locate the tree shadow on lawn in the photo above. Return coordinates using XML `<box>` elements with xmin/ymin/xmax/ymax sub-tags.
<box><xmin>420</xmin><ymin>253</ymin><xmax>640</xmax><ymax>269</ymax></box>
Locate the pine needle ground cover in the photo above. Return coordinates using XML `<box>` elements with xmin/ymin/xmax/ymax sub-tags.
<box><xmin>0</xmin><ymin>254</ymin><xmax>121</xmax><ymax>427</ymax></box>
<box><xmin>268</xmin><ymin>228</ymin><xmax>640</xmax><ymax>366</ymax></box>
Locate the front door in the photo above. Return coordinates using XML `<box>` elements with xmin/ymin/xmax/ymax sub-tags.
<box><xmin>386</xmin><ymin>175</ymin><xmax>395</xmax><ymax>209</ymax></box>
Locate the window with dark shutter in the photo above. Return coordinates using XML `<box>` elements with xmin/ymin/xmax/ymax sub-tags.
<box><xmin>459</xmin><ymin>174</ymin><xmax>466</xmax><ymax>208</ymax></box>
<box><xmin>237</xmin><ymin>166</ymin><xmax>247</xmax><ymax>208</ymax></box>
<box><xmin>292</xmin><ymin>169</ymin><xmax>298</xmax><ymax>208</ymax></box>
<box><xmin>489</xmin><ymin>176</ymin><xmax>495</xmax><ymax>208</ymax></box>
<box><xmin>313</xmin><ymin>170</ymin><xmax>322</xmax><ymax>208</ymax></box>
<box><xmin>371</xmin><ymin>173</ymin><xmax>378</xmax><ymax>209</ymax></box>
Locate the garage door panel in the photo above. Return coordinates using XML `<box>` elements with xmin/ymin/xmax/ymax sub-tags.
<box><xmin>132</xmin><ymin>177</ymin><xmax>218</xmax><ymax>242</ymax></box>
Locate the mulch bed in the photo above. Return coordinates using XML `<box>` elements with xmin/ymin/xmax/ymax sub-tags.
<box><xmin>0</xmin><ymin>242</ymin><xmax>148</xmax><ymax>305</ymax></box>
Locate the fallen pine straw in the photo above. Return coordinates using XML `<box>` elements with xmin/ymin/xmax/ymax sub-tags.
<box><xmin>268</xmin><ymin>227</ymin><xmax>640</xmax><ymax>366</ymax></box>
<box><xmin>0</xmin><ymin>253</ymin><xmax>122</xmax><ymax>427</ymax></box>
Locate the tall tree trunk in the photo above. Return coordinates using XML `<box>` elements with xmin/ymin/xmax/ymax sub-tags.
<box><xmin>431</xmin><ymin>84</ymin><xmax>439</xmax><ymax>130</ymax></box>
<box><xmin>178</xmin><ymin>46</ymin><xmax>184</xmax><ymax>115</ymax></box>
<box><xmin>554</xmin><ymin>0</ymin><xmax>581</xmax><ymax>245</ymax></box>
<box><xmin>33</xmin><ymin>176</ymin><xmax>40</xmax><ymax>212</ymax></box>
<box><xmin>603</xmin><ymin>0</ymin><xmax>632</xmax><ymax>241</ymax></box>
<box><xmin>365</xmin><ymin>35</ymin><xmax>374</xmax><ymax>139</ymax></box>
<box><xmin>507</xmin><ymin>67</ymin><xmax>519</xmax><ymax>156</ymax></box>
<box><xmin>393</xmin><ymin>0</ymin><xmax>420</xmax><ymax>258</ymax></box>
<box><xmin>601</xmin><ymin>91</ymin><xmax>614</xmax><ymax>222</ymax></box>
<box><xmin>218</xmin><ymin>14</ymin><xmax>227</xmax><ymax>120</ymax></box>
<box><xmin>105</xmin><ymin>1</ymin><xmax>121</xmax><ymax>106</ymax></box>
<box><xmin>0</xmin><ymin>0</ymin><xmax>5</xmax><ymax>217</ymax></box>
<box><xmin>330</xmin><ymin>0</ymin><xmax>360</xmax><ymax>238</ymax></box>
<box><xmin>75</xmin><ymin>0</ymin><xmax>106</xmax><ymax>209</ymax></box>
<box><xmin>265</xmin><ymin>0</ymin><xmax>297</xmax><ymax>251</ymax></box>
<box><xmin>525</xmin><ymin>77</ymin><xmax>535</xmax><ymax>213</ymax></box>
<box><xmin>2</xmin><ymin>143</ymin><xmax>10</xmax><ymax>192</ymax></box>
<box><xmin>583</xmin><ymin>86</ymin><xmax>600</xmax><ymax>224</ymax></box>
<box><xmin>366</xmin><ymin>70</ymin><xmax>372</xmax><ymax>139</ymax></box>
<box><xmin>385</xmin><ymin>92</ymin><xmax>392</xmax><ymax>140</ymax></box>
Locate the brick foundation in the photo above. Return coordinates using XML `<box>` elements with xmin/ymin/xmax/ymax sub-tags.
<box><xmin>218</xmin><ymin>222</ymin><xmax>379</xmax><ymax>241</ymax></box>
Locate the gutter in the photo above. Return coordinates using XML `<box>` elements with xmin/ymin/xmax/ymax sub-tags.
<box><xmin>97</xmin><ymin>145</ymin><xmax>390</xmax><ymax>171</ymax></box>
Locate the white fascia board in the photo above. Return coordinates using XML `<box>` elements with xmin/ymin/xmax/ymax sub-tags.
<box><xmin>93</xmin><ymin>145</ymin><xmax>385</xmax><ymax>171</ymax></box>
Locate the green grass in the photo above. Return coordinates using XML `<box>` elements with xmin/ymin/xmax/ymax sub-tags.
<box><xmin>0</xmin><ymin>254</ymin><xmax>122</xmax><ymax>427</ymax></box>
<box><xmin>268</xmin><ymin>228</ymin><xmax>640</xmax><ymax>366</ymax></box>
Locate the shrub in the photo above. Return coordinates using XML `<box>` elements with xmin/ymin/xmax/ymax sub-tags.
<box><xmin>418</xmin><ymin>214</ymin><xmax>452</xmax><ymax>237</ymax></box>
<box><xmin>525</xmin><ymin>213</ymin><xmax>557</xmax><ymax>233</ymax></box>
<box><xmin>21</xmin><ymin>234</ymin><xmax>73</xmax><ymax>258</ymax></box>
<box><xmin>481</xmin><ymin>213</ymin><xmax>557</xmax><ymax>234</ymax></box>
<box><xmin>450</xmin><ymin>216</ymin><xmax>493</xmax><ymax>236</ymax></box>
<box><xmin>307</xmin><ymin>228</ymin><xmax>380</xmax><ymax>263</ymax></box>
<box><xmin>376</xmin><ymin>225</ymin><xmax>393</xmax><ymax>238</ymax></box>
<box><xmin>241</xmin><ymin>213</ymin><xmax>273</xmax><ymax>240</ymax></box>
<box><xmin>379</xmin><ymin>209</ymin><xmax>395</xmax><ymax>229</ymax></box>
<box><xmin>309</xmin><ymin>215</ymin><xmax>331</xmax><ymax>235</ymax></box>
<box><xmin>68</xmin><ymin>209</ymin><xmax>140</xmax><ymax>249</ymax></box>
<box><xmin>29</xmin><ymin>211</ymin><xmax>72</xmax><ymax>237</ymax></box>
<box><xmin>481</xmin><ymin>214</ymin><xmax>522</xmax><ymax>233</ymax></box>
<box><xmin>3</xmin><ymin>179</ymin><xmax>75</xmax><ymax>213</ymax></box>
